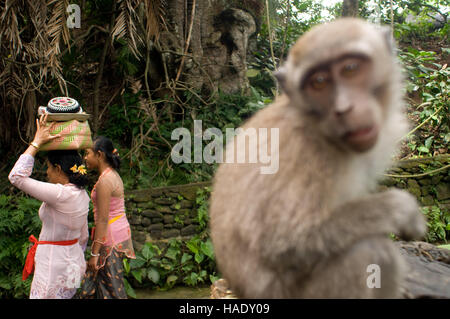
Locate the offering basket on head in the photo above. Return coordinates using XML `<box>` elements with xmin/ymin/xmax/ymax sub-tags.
<box><xmin>38</xmin><ymin>97</ymin><xmax>93</xmax><ymax>151</ymax></box>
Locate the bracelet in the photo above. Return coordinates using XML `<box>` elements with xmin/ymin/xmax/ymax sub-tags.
<box><xmin>90</xmin><ymin>251</ymin><xmax>100</xmax><ymax>257</ymax></box>
<box><xmin>93</xmin><ymin>239</ymin><xmax>105</xmax><ymax>245</ymax></box>
<box><xmin>30</xmin><ymin>142</ymin><xmax>40</xmax><ymax>149</ymax></box>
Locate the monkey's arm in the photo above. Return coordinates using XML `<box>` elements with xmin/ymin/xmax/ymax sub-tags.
<box><xmin>274</xmin><ymin>189</ymin><xmax>426</xmax><ymax>273</ymax></box>
<box><xmin>323</xmin><ymin>188</ymin><xmax>425</xmax><ymax>246</ymax></box>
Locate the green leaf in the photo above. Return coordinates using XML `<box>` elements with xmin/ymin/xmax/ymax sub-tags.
<box><xmin>142</xmin><ymin>243</ymin><xmax>155</xmax><ymax>260</ymax></box>
<box><xmin>188</xmin><ymin>272</ymin><xmax>198</xmax><ymax>285</ymax></box>
<box><xmin>194</xmin><ymin>252</ymin><xmax>204</xmax><ymax>264</ymax></box>
<box><xmin>417</xmin><ymin>146</ymin><xmax>429</xmax><ymax>153</ymax></box>
<box><xmin>161</xmin><ymin>261</ymin><xmax>173</xmax><ymax>271</ymax></box>
<box><xmin>123</xmin><ymin>258</ymin><xmax>130</xmax><ymax>274</ymax></box>
<box><xmin>424</xmin><ymin>136</ymin><xmax>434</xmax><ymax>149</ymax></box>
<box><xmin>186</xmin><ymin>241</ymin><xmax>199</xmax><ymax>254</ymax></box>
<box><xmin>181</xmin><ymin>253</ymin><xmax>193</xmax><ymax>264</ymax></box>
<box><xmin>129</xmin><ymin>255</ymin><xmax>147</xmax><ymax>269</ymax></box>
<box><xmin>444</xmin><ymin>133</ymin><xmax>450</xmax><ymax>143</ymax></box>
<box><xmin>200</xmin><ymin>239</ymin><xmax>215</xmax><ymax>259</ymax></box>
<box><xmin>182</xmin><ymin>264</ymin><xmax>193</xmax><ymax>272</ymax></box>
<box><xmin>166</xmin><ymin>275</ymin><xmax>178</xmax><ymax>285</ymax></box>
<box><xmin>147</xmin><ymin>267</ymin><xmax>160</xmax><ymax>284</ymax></box>
<box><xmin>246</xmin><ymin>69</ymin><xmax>260</xmax><ymax>78</ymax></box>
<box><xmin>0</xmin><ymin>276</ymin><xmax>12</xmax><ymax>290</ymax></box>
<box><xmin>209</xmin><ymin>274</ymin><xmax>220</xmax><ymax>284</ymax></box>
<box><xmin>165</xmin><ymin>247</ymin><xmax>179</xmax><ymax>260</ymax></box>
<box><xmin>199</xmin><ymin>270</ymin><xmax>207</xmax><ymax>279</ymax></box>
<box><xmin>131</xmin><ymin>269</ymin><xmax>143</xmax><ymax>284</ymax></box>
<box><xmin>123</xmin><ymin>278</ymin><xmax>137</xmax><ymax>299</ymax></box>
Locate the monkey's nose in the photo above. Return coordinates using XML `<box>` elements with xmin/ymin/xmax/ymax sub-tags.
<box><xmin>335</xmin><ymin>104</ymin><xmax>354</xmax><ymax>117</ymax></box>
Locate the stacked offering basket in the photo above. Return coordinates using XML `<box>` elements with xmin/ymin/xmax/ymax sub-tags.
<box><xmin>38</xmin><ymin>97</ymin><xmax>93</xmax><ymax>151</ymax></box>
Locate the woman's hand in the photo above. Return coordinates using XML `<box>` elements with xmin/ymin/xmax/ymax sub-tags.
<box><xmin>32</xmin><ymin>114</ymin><xmax>60</xmax><ymax>147</ymax></box>
<box><xmin>87</xmin><ymin>256</ymin><xmax>99</xmax><ymax>273</ymax></box>
<box><xmin>24</xmin><ymin>114</ymin><xmax>61</xmax><ymax>157</ymax></box>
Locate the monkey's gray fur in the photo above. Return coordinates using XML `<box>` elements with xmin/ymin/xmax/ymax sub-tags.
<box><xmin>209</xmin><ymin>18</ymin><xmax>426</xmax><ymax>298</ymax></box>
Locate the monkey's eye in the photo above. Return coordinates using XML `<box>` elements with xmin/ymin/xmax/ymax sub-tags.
<box><xmin>309</xmin><ymin>72</ymin><xmax>330</xmax><ymax>90</ymax></box>
<box><xmin>341</xmin><ymin>62</ymin><xmax>360</xmax><ymax>77</ymax></box>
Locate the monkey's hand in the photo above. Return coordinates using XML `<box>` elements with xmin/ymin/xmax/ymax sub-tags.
<box><xmin>384</xmin><ymin>189</ymin><xmax>427</xmax><ymax>241</ymax></box>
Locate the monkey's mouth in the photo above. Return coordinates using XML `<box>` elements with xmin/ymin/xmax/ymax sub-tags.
<box><xmin>343</xmin><ymin>125</ymin><xmax>378</xmax><ymax>152</ymax></box>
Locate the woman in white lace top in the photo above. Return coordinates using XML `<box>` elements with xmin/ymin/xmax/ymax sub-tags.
<box><xmin>8</xmin><ymin>114</ymin><xmax>90</xmax><ymax>299</ymax></box>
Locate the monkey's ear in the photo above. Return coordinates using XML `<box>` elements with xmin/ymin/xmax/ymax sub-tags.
<box><xmin>274</xmin><ymin>67</ymin><xmax>287</xmax><ymax>91</ymax></box>
<box><xmin>380</xmin><ymin>26</ymin><xmax>396</xmax><ymax>55</ymax></box>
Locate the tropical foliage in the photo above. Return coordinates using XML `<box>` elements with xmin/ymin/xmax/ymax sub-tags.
<box><xmin>0</xmin><ymin>0</ymin><xmax>448</xmax><ymax>298</ymax></box>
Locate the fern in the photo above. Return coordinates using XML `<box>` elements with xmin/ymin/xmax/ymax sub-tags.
<box><xmin>0</xmin><ymin>195</ymin><xmax>41</xmax><ymax>298</ymax></box>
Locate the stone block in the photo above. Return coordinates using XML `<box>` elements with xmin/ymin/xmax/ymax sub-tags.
<box><xmin>155</xmin><ymin>206</ymin><xmax>172</xmax><ymax>214</ymax></box>
<box><xmin>406</xmin><ymin>179</ymin><xmax>422</xmax><ymax>198</ymax></box>
<box><xmin>177</xmin><ymin>209</ymin><xmax>191</xmax><ymax>216</ymax></box>
<box><xmin>154</xmin><ymin>198</ymin><xmax>176</xmax><ymax>205</ymax></box>
<box><xmin>163</xmin><ymin>215</ymin><xmax>174</xmax><ymax>224</ymax></box>
<box><xmin>131</xmin><ymin>190</ymin><xmax>153</xmax><ymax>202</ymax></box>
<box><xmin>180</xmin><ymin>200</ymin><xmax>193</xmax><ymax>208</ymax></box>
<box><xmin>141</xmin><ymin>217</ymin><xmax>151</xmax><ymax>227</ymax></box>
<box><xmin>150</xmin><ymin>230</ymin><xmax>162</xmax><ymax>239</ymax></box>
<box><xmin>132</xmin><ymin>231</ymin><xmax>146</xmax><ymax>243</ymax></box>
<box><xmin>181</xmin><ymin>224</ymin><xmax>198</xmax><ymax>236</ymax></box>
<box><xmin>162</xmin><ymin>229</ymin><xmax>180</xmax><ymax>238</ymax></box>
<box><xmin>137</xmin><ymin>201</ymin><xmax>155</xmax><ymax>209</ymax></box>
<box><xmin>150</xmin><ymin>189</ymin><xmax>164</xmax><ymax>197</ymax></box>
<box><xmin>167</xmin><ymin>192</ymin><xmax>182</xmax><ymax>198</ymax></box>
<box><xmin>407</xmin><ymin>179</ymin><xmax>420</xmax><ymax>188</ymax></box>
<box><xmin>418</xmin><ymin>178</ymin><xmax>432</xmax><ymax>186</ymax></box>
<box><xmin>436</xmin><ymin>183</ymin><xmax>450</xmax><ymax>200</ymax></box>
<box><xmin>431</xmin><ymin>175</ymin><xmax>443</xmax><ymax>185</ymax></box>
<box><xmin>189</xmin><ymin>210</ymin><xmax>198</xmax><ymax>218</ymax></box>
<box><xmin>179</xmin><ymin>188</ymin><xmax>198</xmax><ymax>201</ymax></box>
<box><xmin>184</xmin><ymin>218</ymin><xmax>198</xmax><ymax>225</ymax></box>
<box><xmin>421</xmin><ymin>195</ymin><xmax>435</xmax><ymax>206</ymax></box>
<box><xmin>421</xmin><ymin>185</ymin><xmax>432</xmax><ymax>196</ymax></box>
<box><xmin>142</xmin><ymin>210</ymin><xmax>163</xmax><ymax>219</ymax></box>
<box><xmin>173</xmin><ymin>223</ymin><xmax>183</xmax><ymax>229</ymax></box>
<box><xmin>379</xmin><ymin>178</ymin><xmax>397</xmax><ymax>187</ymax></box>
<box><xmin>129</xmin><ymin>215</ymin><xmax>141</xmax><ymax>225</ymax></box>
<box><xmin>148</xmin><ymin>223</ymin><xmax>164</xmax><ymax>231</ymax></box>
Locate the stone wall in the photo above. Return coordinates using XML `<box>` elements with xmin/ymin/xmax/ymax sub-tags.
<box><xmin>126</xmin><ymin>155</ymin><xmax>449</xmax><ymax>250</ymax></box>
<box><xmin>125</xmin><ymin>182</ymin><xmax>211</xmax><ymax>250</ymax></box>
<box><xmin>378</xmin><ymin>155</ymin><xmax>450</xmax><ymax>212</ymax></box>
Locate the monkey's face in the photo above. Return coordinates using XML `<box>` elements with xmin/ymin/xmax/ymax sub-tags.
<box><xmin>275</xmin><ymin>18</ymin><xmax>397</xmax><ymax>154</ymax></box>
<box><xmin>300</xmin><ymin>54</ymin><xmax>382</xmax><ymax>153</ymax></box>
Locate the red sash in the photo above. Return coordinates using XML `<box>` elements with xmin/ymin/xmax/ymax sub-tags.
<box><xmin>22</xmin><ymin>235</ymin><xmax>78</xmax><ymax>281</ymax></box>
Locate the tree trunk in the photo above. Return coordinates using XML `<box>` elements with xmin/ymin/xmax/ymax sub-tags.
<box><xmin>156</xmin><ymin>0</ymin><xmax>257</xmax><ymax>95</ymax></box>
<box><xmin>341</xmin><ymin>0</ymin><xmax>359</xmax><ymax>17</ymax></box>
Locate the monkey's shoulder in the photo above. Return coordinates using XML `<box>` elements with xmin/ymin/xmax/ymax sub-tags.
<box><xmin>240</xmin><ymin>95</ymin><xmax>302</xmax><ymax>131</ymax></box>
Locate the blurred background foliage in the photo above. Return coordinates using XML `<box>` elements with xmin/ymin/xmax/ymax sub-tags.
<box><xmin>0</xmin><ymin>0</ymin><xmax>448</xmax><ymax>298</ymax></box>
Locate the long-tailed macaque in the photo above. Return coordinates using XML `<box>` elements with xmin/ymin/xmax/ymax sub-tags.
<box><xmin>209</xmin><ymin>18</ymin><xmax>426</xmax><ymax>298</ymax></box>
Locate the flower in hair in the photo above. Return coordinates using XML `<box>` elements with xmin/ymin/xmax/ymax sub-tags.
<box><xmin>70</xmin><ymin>164</ymin><xmax>87</xmax><ymax>175</ymax></box>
